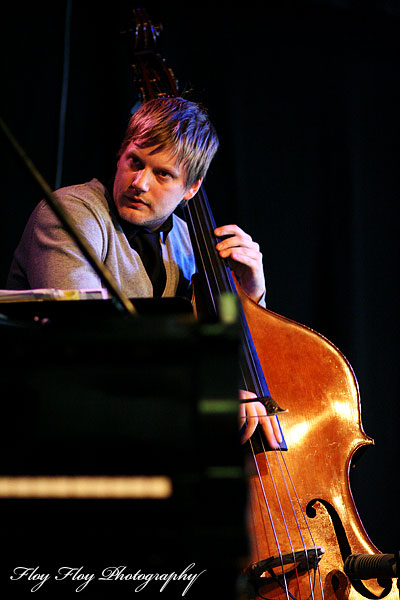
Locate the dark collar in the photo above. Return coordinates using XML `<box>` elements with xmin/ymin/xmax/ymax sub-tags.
<box><xmin>120</xmin><ymin>214</ymin><xmax>174</xmax><ymax>243</ymax></box>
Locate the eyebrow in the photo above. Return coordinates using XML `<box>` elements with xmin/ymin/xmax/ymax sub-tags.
<box><xmin>126</xmin><ymin>149</ymin><xmax>180</xmax><ymax>177</ymax></box>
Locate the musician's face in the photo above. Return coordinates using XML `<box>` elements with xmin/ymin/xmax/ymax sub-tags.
<box><xmin>113</xmin><ymin>142</ymin><xmax>201</xmax><ymax>231</ymax></box>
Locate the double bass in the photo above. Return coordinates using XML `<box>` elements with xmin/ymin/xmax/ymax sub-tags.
<box><xmin>125</xmin><ymin>9</ymin><xmax>399</xmax><ymax>600</ymax></box>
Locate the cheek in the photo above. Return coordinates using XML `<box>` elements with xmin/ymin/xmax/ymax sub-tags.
<box><xmin>113</xmin><ymin>169</ymin><xmax>128</xmax><ymax>196</ymax></box>
<box><xmin>163</xmin><ymin>183</ymin><xmax>186</xmax><ymax>203</ymax></box>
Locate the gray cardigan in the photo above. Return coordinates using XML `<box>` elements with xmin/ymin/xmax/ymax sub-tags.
<box><xmin>7</xmin><ymin>179</ymin><xmax>196</xmax><ymax>298</ymax></box>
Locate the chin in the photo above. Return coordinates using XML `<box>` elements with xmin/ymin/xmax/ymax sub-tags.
<box><xmin>121</xmin><ymin>212</ymin><xmax>141</xmax><ymax>225</ymax></box>
<box><xmin>117</xmin><ymin>206</ymin><xmax>143</xmax><ymax>226</ymax></box>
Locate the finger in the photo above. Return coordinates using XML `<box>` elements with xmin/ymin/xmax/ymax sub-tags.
<box><xmin>239</xmin><ymin>389</ymin><xmax>257</xmax><ymax>400</ymax></box>
<box><xmin>224</xmin><ymin>248</ymin><xmax>263</xmax><ymax>267</ymax></box>
<box><xmin>240</xmin><ymin>413</ymin><xmax>259</xmax><ymax>444</ymax></box>
<box><xmin>215</xmin><ymin>224</ymin><xmax>249</xmax><ymax>239</ymax></box>
<box><xmin>239</xmin><ymin>398</ymin><xmax>259</xmax><ymax>444</ymax></box>
<box><xmin>216</xmin><ymin>235</ymin><xmax>258</xmax><ymax>254</ymax></box>
<box><xmin>270</xmin><ymin>415</ymin><xmax>283</xmax><ymax>444</ymax></box>
<box><xmin>218</xmin><ymin>245</ymin><xmax>261</xmax><ymax>261</ymax></box>
<box><xmin>250</xmin><ymin>402</ymin><xmax>282</xmax><ymax>448</ymax></box>
<box><xmin>239</xmin><ymin>401</ymin><xmax>246</xmax><ymax>429</ymax></box>
<box><xmin>259</xmin><ymin>415</ymin><xmax>281</xmax><ymax>449</ymax></box>
<box><xmin>252</xmin><ymin>401</ymin><xmax>282</xmax><ymax>439</ymax></box>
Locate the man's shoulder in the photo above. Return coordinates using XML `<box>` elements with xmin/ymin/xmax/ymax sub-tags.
<box><xmin>54</xmin><ymin>179</ymin><xmax>109</xmax><ymax>209</ymax></box>
<box><xmin>24</xmin><ymin>179</ymin><xmax>115</xmax><ymax>243</ymax></box>
<box><xmin>31</xmin><ymin>179</ymin><xmax>112</xmax><ymax>224</ymax></box>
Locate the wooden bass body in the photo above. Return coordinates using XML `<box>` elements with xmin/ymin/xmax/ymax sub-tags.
<box><xmin>238</xmin><ymin>286</ymin><xmax>397</xmax><ymax>600</ymax></box>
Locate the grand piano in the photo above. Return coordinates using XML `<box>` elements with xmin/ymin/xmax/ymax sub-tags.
<box><xmin>0</xmin><ymin>296</ymin><xmax>247</xmax><ymax>597</ymax></box>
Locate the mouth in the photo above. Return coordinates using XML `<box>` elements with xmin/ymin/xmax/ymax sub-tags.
<box><xmin>124</xmin><ymin>194</ymin><xmax>148</xmax><ymax>208</ymax></box>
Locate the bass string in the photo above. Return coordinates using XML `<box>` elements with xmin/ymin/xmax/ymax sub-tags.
<box><xmin>185</xmin><ymin>138</ymin><xmax>323</xmax><ymax>600</ymax></box>
<box><xmin>186</xmin><ymin>192</ymin><xmax>227</xmax><ymax>312</ymax></box>
<box><xmin>180</xmin><ymin>115</ymin><xmax>324</xmax><ymax>600</ymax></box>
<box><xmin>250</xmin><ymin>428</ymin><xmax>325</xmax><ymax>600</ymax></box>
<box><xmin>276</xmin><ymin>450</ymin><xmax>325</xmax><ymax>600</ymax></box>
<box><xmin>185</xmin><ymin>197</ymin><xmax>327</xmax><ymax>600</ymax></box>
<box><xmin>249</xmin><ymin>436</ymin><xmax>292</xmax><ymax>600</ymax></box>
<box><xmin>188</xmin><ymin>190</ymin><xmax>271</xmax><ymax>400</ymax></box>
<box><xmin>190</xmin><ymin>182</ymin><xmax>316</xmax><ymax>599</ymax></box>
<box><xmin>267</xmin><ymin>446</ymin><xmax>315</xmax><ymax>600</ymax></box>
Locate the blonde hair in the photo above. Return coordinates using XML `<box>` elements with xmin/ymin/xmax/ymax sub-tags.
<box><xmin>118</xmin><ymin>97</ymin><xmax>219</xmax><ymax>188</ymax></box>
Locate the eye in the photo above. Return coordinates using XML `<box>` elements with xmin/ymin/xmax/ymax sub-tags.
<box><xmin>127</xmin><ymin>155</ymin><xmax>143</xmax><ymax>170</ymax></box>
<box><xmin>156</xmin><ymin>170</ymin><xmax>173</xmax><ymax>181</ymax></box>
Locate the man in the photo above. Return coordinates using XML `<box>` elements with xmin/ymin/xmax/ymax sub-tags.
<box><xmin>7</xmin><ymin>97</ymin><xmax>281</xmax><ymax>447</ymax></box>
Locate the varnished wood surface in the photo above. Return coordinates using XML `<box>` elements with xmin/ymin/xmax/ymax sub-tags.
<box><xmin>237</xmin><ymin>286</ymin><xmax>397</xmax><ymax>600</ymax></box>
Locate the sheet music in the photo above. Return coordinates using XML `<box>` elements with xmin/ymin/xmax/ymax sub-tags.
<box><xmin>0</xmin><ymin>289</ymin><xmax>108</xmax><ymax>302</ymax></box>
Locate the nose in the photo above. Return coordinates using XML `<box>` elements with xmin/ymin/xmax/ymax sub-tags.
<box><xmin>131</xmin><ymin>168</ymin><xmax>151</xmax><ymax>193</ymax></box>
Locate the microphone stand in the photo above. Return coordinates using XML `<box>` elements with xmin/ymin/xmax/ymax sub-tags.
<box><xmin>344</xmin><ymin>551</ymin><xmax>399</xmax><ymax>599</ymax></box>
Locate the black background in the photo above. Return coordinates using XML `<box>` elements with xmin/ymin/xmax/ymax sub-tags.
<box><xmin>1</xmin><ymin>0</ymin><xmax>399</xmax><ymax>572</ymax></box>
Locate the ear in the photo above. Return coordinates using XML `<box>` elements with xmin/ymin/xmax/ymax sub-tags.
<box><xmin>183</xmin><ymin>178</ymin><xmax>203</xmax><ymax>201</ymax></box>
